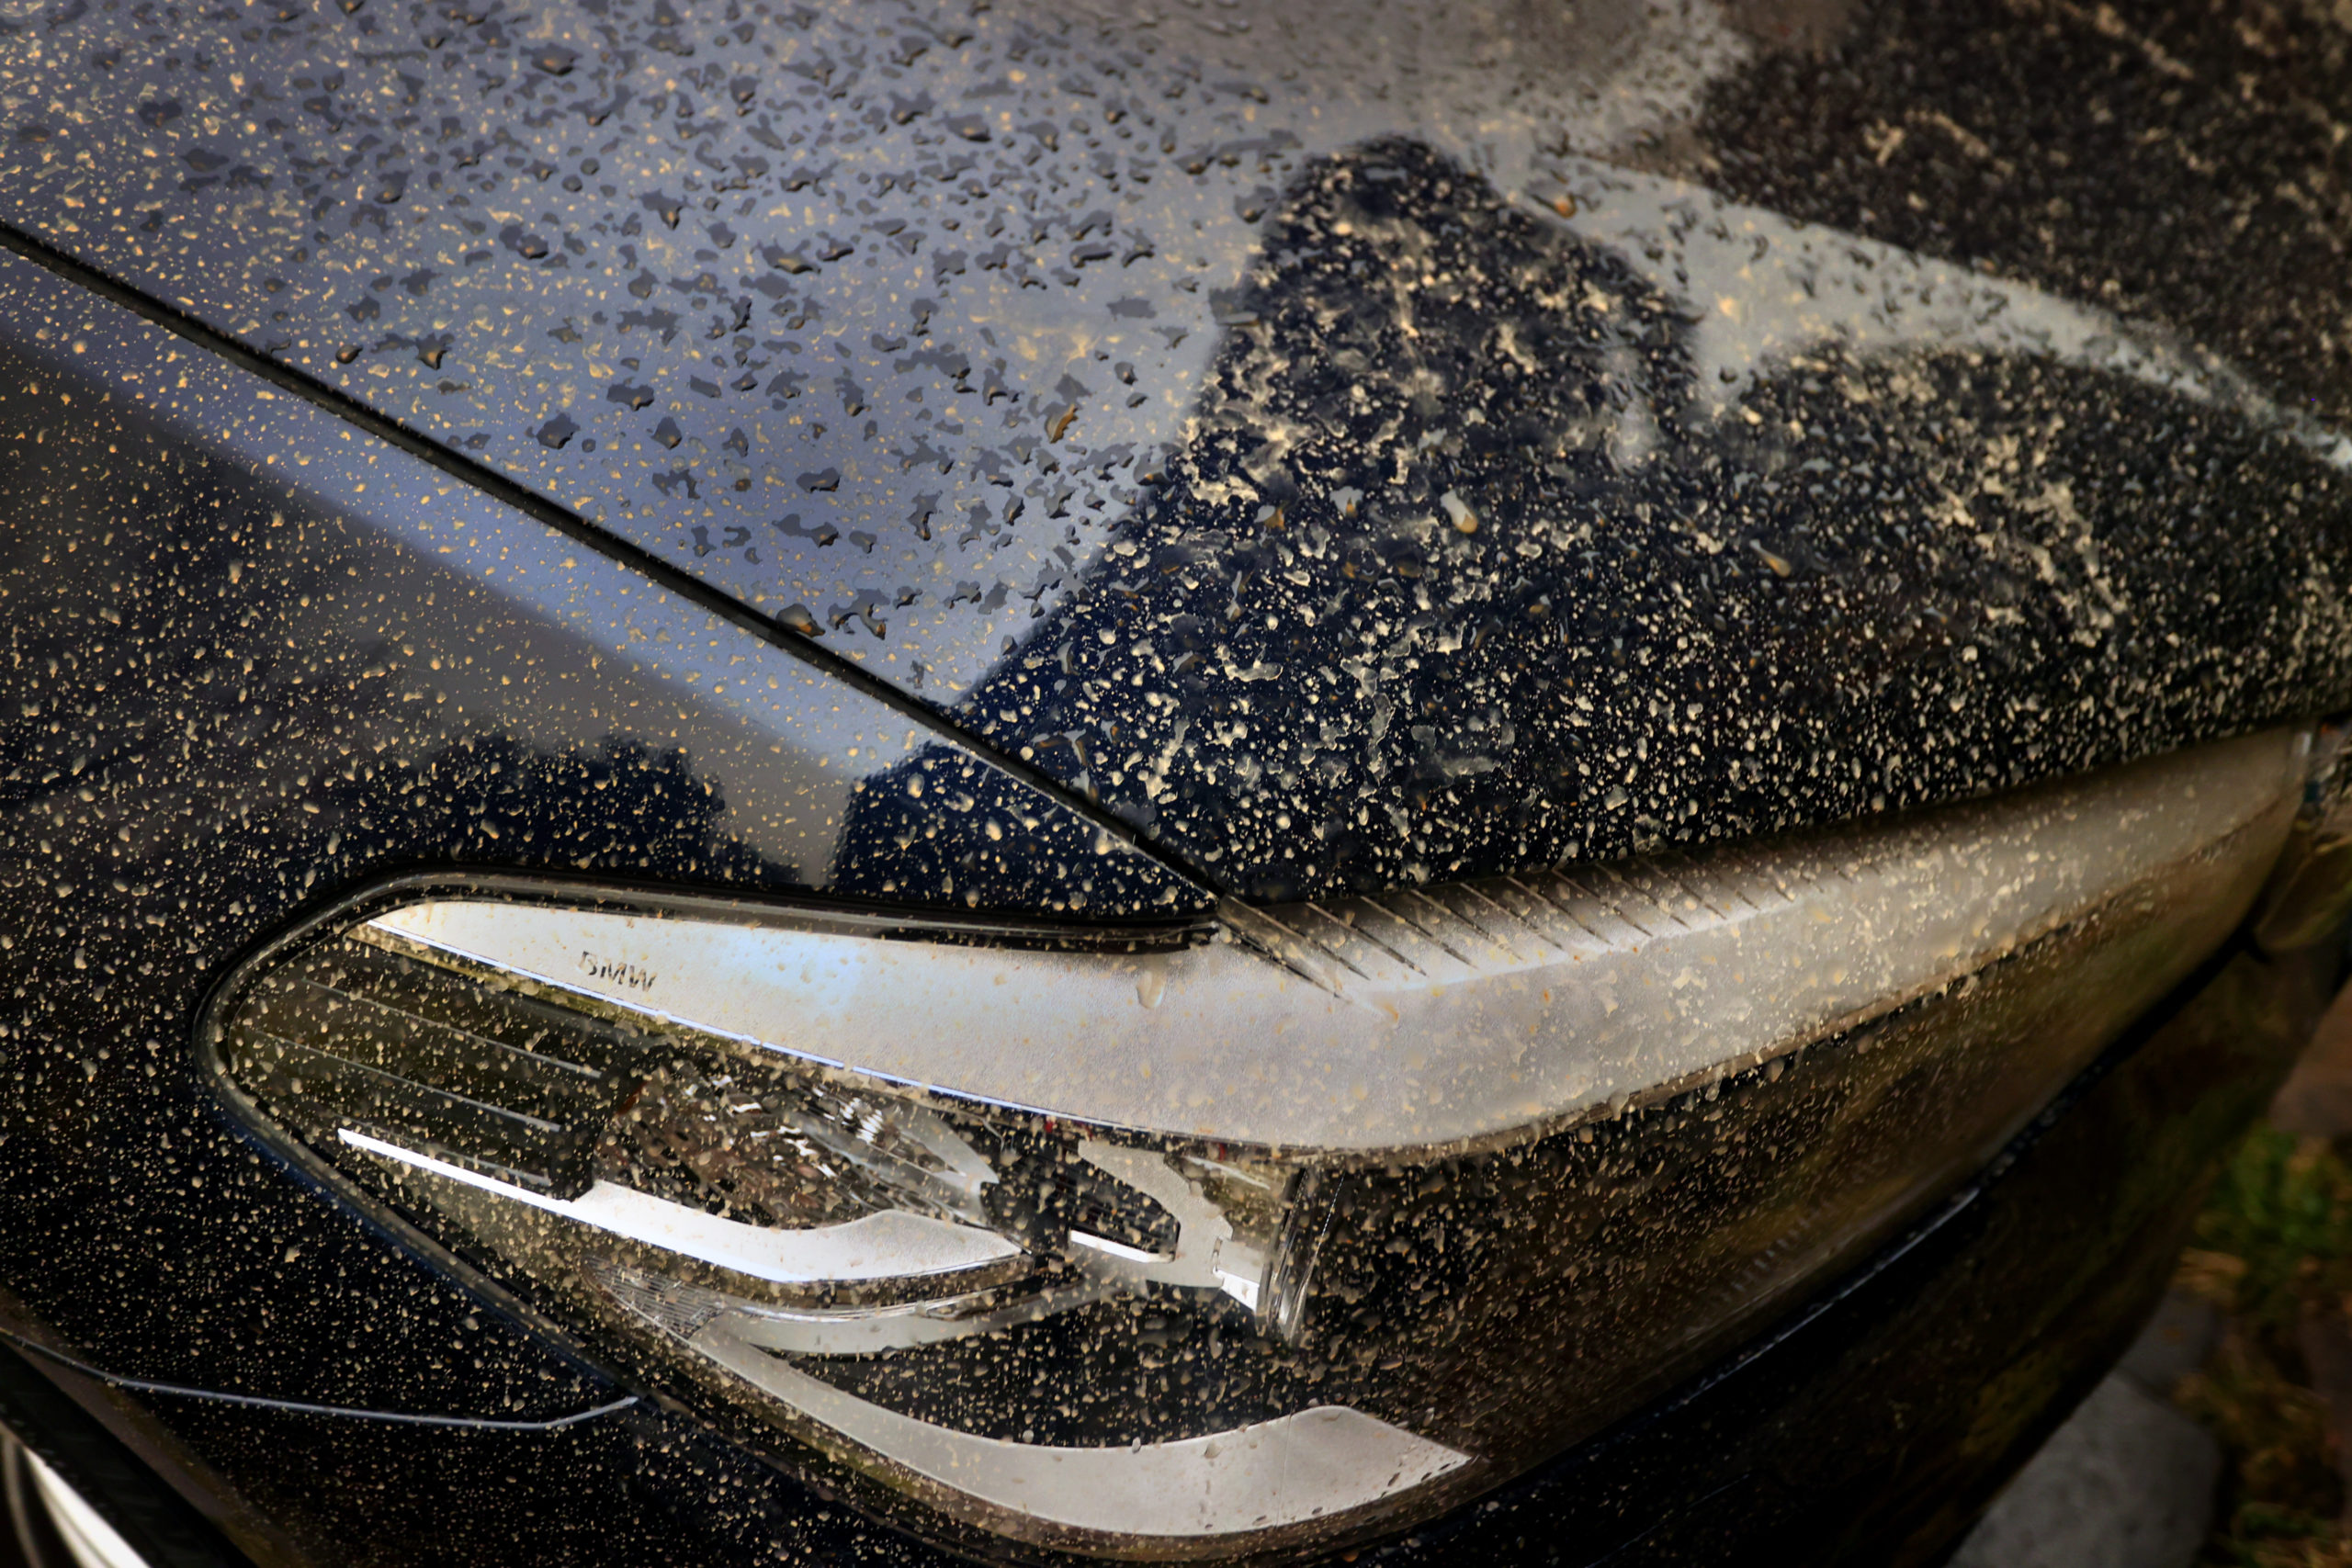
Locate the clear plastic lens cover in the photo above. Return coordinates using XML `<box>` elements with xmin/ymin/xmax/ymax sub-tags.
<box><xmin>219</xmin><ymin>928</ymin><xmax>1412</xmax><ymax>1555</ymax></box>
<box><xmin>204</xmin><ymin>732</ymin><xmax>2308</xmax><ymax>1562</ymax></box>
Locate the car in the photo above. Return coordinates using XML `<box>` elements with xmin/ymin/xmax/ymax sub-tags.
<box><xmin>0</xmin><ymin>0</ymin><xmax>2348</xmax><ymax>1563</ymax></box>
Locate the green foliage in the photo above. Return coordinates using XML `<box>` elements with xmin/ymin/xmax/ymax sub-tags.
<box><xmin>2180</xmin><ymin>1126</ymin><xmax>2352</xmax><ymax>1565</ymax></box>
<box><xmin>2178</xmin><ymin>1337</ymin><xmax>2339</xmax><ymax>1562</ymax></box>
<box><xmin>2196</xmin><ymin>1128</ymin><xmax>2352</xmax><ymax>1339</ymax></box>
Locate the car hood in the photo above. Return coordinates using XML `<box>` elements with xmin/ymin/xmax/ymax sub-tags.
<box><xmin>1</xmin><ymin>0</ymin><xmax>2348</xmax><ymax>898</ymax></box>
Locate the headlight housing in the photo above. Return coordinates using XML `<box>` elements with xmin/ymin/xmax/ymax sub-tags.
<box><xmin>205</xmin><ymin>728</ymin><xmax>2310</xmax><ymax>1562</ymax></box>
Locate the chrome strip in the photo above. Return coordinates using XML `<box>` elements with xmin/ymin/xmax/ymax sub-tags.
<box><xmin>361</xmin><ymin>728</ymin><xmax>2309</xmax><ymax>1152</ymax></box>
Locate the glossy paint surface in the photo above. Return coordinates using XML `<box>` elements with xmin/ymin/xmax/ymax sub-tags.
<box><xmin>0</xmin><ymin>0</ymin><xmax>2341</xmax><ymax>895</ymax></box>
<box><xmin>1372</xmin><ymin>914</ymin><xmax>2342</xmax><ymax>1566</ymax></box>
<box><xmin>0</xmin><ymin>2</ymin><xmax>2341</xmax><ymax>1563</ymax></box>
<box><xmin>0</xmin><ymin>246</ymin><xmax>1198</xmax><ymax>921</ymax></box>
<box><xmin>0</xmin><ymin>241</ymin><xmax>1204</xmax><ymax>1563</ymax></box>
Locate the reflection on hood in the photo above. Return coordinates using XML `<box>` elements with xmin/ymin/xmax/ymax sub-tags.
<box><xmin>944</xmin><ymin>140</ymin><xmax>2352</xmax><ymax>900</ymax></box>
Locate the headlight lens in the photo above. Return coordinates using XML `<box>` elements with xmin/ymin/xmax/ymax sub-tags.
<box><xmin>207</xmin><ymin>729</ymin><xmax>2310</xmax><ymax>1562</ymax></box>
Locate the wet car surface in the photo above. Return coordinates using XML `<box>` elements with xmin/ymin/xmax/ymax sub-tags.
<box><xmin>0</xmin><ymin>0</ymin><xmax>2348</xmax><ymax>1563</ymax></box>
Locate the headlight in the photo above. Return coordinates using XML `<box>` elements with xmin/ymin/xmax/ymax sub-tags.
<box><xmin>204</xmin><ymin>728</ymin><xmax>2310</xmax><ymax>1562</ymax></box>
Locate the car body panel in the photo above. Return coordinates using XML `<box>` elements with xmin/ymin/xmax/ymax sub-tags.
<box><xmin>1374</xmin><ymin>921</ymin><xmax>2340</xmax><ymax>1566</ymax></box>
<box><xmin>0</xmin><ymin>4</ymin><xmax>2346</xmax><ymax>1565</ymax></box>
<box><xmin>0</xmin><ymin>243</ymin><xmax>1201</xmax><ymax>922</ymax></box>
<box><xmin>0</xmin><ymin>782</ymin><xmax>2330</xmax><ymax>1568</ymax></box>
<box><xmin>0</xmin><ymin>0</ymin><xmax>2342</xmax><ymax>897</ymax></box>
<box><xmin>0</xmin><ymin>241</ymin><xmax>1209</xmax><ymax>1561</ymax></box>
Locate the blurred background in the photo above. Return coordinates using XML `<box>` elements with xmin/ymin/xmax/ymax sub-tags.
<box><xmin>1956</xmin><ymin>982</ymin><xmax>2352</xmax><ymax>1568</ymax></box>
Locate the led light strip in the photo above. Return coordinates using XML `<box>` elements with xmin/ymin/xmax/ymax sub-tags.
<box><xmin>338</xmin><ymin>1129</ymin><xmax>1023</xmax><ymax>1286</ymax></box>
<box><xmin>685</xmin><ymin>1330</ymin><xmax>1473</xmax><ymax>1540</ymax></box>
<box><xmin>360</xmin><ymin>728</ymin><xmax>2310</xmax><ymax>1152</ymax></box>
<box><xmin>338</xmin><ymin>1133</ymin><xmax>1470</xmax><ymax>1540</ymax></box>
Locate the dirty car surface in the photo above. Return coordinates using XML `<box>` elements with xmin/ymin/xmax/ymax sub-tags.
<box><xmin>1</xmin><ymin>0</ymin><xmax>2351</xmax><ymax>1563</ymax></box>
